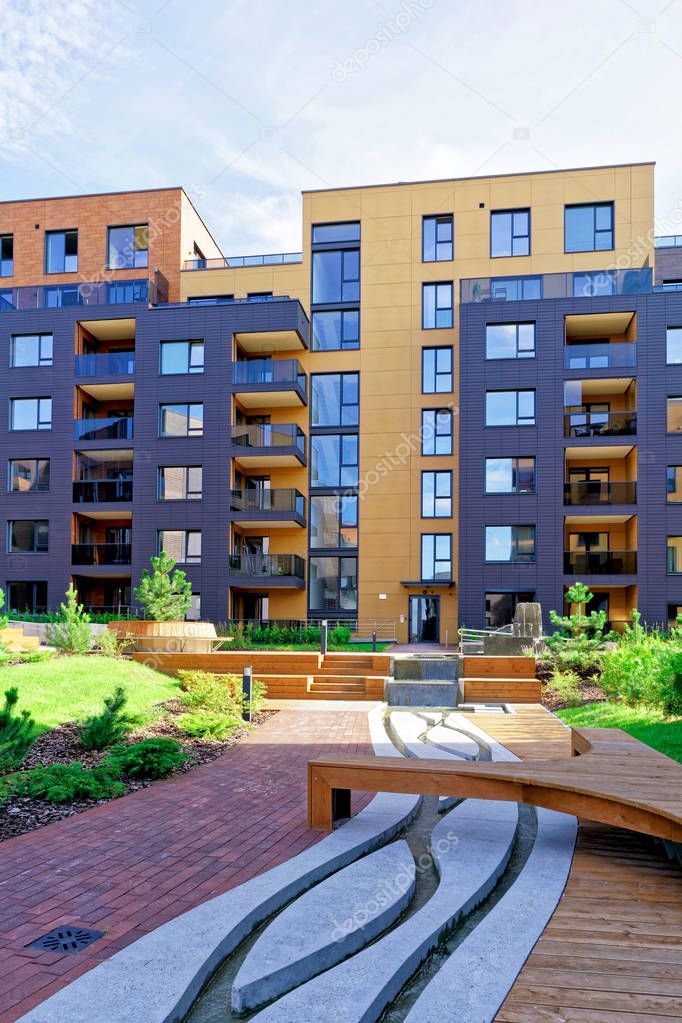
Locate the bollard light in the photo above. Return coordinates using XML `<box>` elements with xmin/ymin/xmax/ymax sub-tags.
<box><xmin>242</xmin><ymin>665</ymin><xmax>252</xmax><ymax>722</ymax></box>
<box><xmin>320</xmin><ymin>619</ymin><xmax>328</xmax><ymax>656</ymax></box>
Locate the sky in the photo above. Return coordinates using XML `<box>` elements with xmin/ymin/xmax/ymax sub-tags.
<box><xmin>2</xmin><ymin>0</ymin><xmax>682</xmax><ymax>255</ymax></box>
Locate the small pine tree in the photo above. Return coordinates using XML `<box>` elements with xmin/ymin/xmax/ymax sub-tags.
<box><xmin>45</xmin><ymin>585</ymin><xmax>93</xmax><ymax>654</ymax></box>
<box><xmin>81</xmin><ymin>686</ymin><xmax>131</xmax><ymax>750</ymax></box>
<box><xmin>134</xmin><ymin>552</ymin><xmax>192</xmax><ymax>622</ymax></box>
<box><xmin>0</xmin><ymin>687</ymin><xmax>35</xmax><ymax>770</ymax></box>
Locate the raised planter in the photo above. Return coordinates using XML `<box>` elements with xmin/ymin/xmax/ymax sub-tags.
<box><xmin>107</xmin><ymin>620</ymin><xmax>217</xmax><ymax>654</ymax></box>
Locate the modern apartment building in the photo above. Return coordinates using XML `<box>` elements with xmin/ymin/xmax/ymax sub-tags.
<box><xmin>2</xmin><ymin>163</ymin><xmax>682</xmax><ymax>641</ymax></box>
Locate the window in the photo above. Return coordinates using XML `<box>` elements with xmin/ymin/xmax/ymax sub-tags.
<box><xmin>7</xmin><ymin>580</ymin><xmax>47</xmax><ymax>613</ymax></box>
<box><xmin>247</xmin><ymin>292</ymin><xmax>273</xmax><ymax>302</ymax></box>
<box><xmin>667</xmin><ymin>327</ymin><xmax>682</xmax><ymax>364</ymax></box>
<box><xmin>485</xmin><ymin>525</ymin><xmax>536</xmax><ymax>562</ymax></box>
<box><xmin>423</xmin><ymin>215</ymin><xmax>453</xmax><ymax>262</ymax></box>
<box><xmin>486</xmin><ymin>390</ymin><xmax>535</xmax><ymax>426</ymax></box>
<box><xmin>312</xmin><ymin>250</ymin><xmax>360</xmax><ymax>303</ymax></box>
<box><xmin>311</xmin><ymin>435</ymin><xmax>359</xmax><ymax>488</ymax></box>
<box><xmin>309</xmin><ymin>556</ymin><xmax>358</xmax><ymax>611</ymax></box>
<box><xmin>159</xmin><ymin>403</ymin><xmax>203</xmax><ymax>437</ymax></box>
<box><xmin>565</xmin><ymin>202</ymin><xmax>614</xmax><ymax>253</ymax></box>
<box><xmin>160</xmin><ymin>340</ymin><xmax>204</xmax><ymax>375</ymax></box>
<box><xmin>668</xmin><ymin>466</ymin><xmax>682</xmax><ymax>502</ymax></box>
<box><xmin>485</xmin><ymin>457</ymin><xmax>536</xmax><ymax>493</ymax></box>
<box><xmin>187</xmin><ymin>294</ymin><xmax>234</xmax><ymax>305</ymax></box>
<box><xmin>421</xmin><ymin>534</ymin><xmax>452</xmax><ymax>581</ymax></box>
<box><xmin>422</xmin><ymin>409</ymin><xmax>453</xmax><ymax>455</ymax></box>
<box><xmin>422</xmin><ymin>283</ymin><xmax>453</xmax><ymax>329</ymax></box>
<box><xmin>10</xmin><ymin>334</ymin><xmax>53</xmax><ymax>368</ymax></box>
<box><xmin>8</xmin><ymin>520</ymin><xmax>48</xmax><ymax>553</ymax></box>
<box><xmin>485</xmin><ymin>322</ymin><xmax>535</xmax><ymax>360</ymax></box>
<box><xmin>107</xmin><ymin>225</ymin><xmax>149</xmax><ymax>269</ymax></box>
<box><xmin>667</xmin><ymin>397</ymin><xmax>682</xmax><ymax>433</ymax></box>
<box><xmin>485</xmin><ymin>591</ymin><xmax>535</xmax><ymax>628</ymax></box>
<box><xmin>312</xmin><ymin>222</ymin><xmax>360</xmax><ymax>244</ymax></box>
<box><xmin>421</xmin><ymin>471</ymin><xmax>452</xmax><ymax>518</ymax></box>
<box><xmin>422</xmin><ymin>347</ymin><xmax>453</xmax><ymax>393</ymax></box>
<box><xmin>187</xmin><ymin>593</ymin><xmax>201</xmax><ymax>621</ymax></box>
<box><xmin>45</xmin><ymin>230</ymin><xmax>77</xmax><ymax>273</ymax></box>
<box><xmin>8</xmin><ymin>458</ymin><xmax>50</xmax><ymax>493</ymax></box>
<box><xmin>311</xmin><ymin>310</ymin><xmax>359</xmax><ymax>351</ymax></box>
<box><xmin>10</xmin><ymin>398</ymin><xmax>52</xmax><ymax>431</ymax></box>
<box><xmin>0</xmin><ymin>235</ymin><xmax>13</xmax><ymax>276</ymax></box>
<box><xmin>158</xmin><ymin>466</ymin><xmax>202</xmax><ymax>500</ymax></box>
<box><xmin>310</xmin><ymin>495</ymin><xmax>358</xmax><ymax>548</ymax></box>
<box><xmin>158</xmin><ymin>529</ymin><xmax>201</xmax><ymax>563</ymax></box>
<box><xmin>311</xmin><ymin>373</ymin><xmax>359</xmax><ymax>427</ymax></box>
<box><xmin>491</xmin><ymin>209</ymin><xmax>530</xmax><ymax>257</ymax></box>
<box><xmin>668</xmin><ymin>536</ymin><xmax>682</xmax><ymax>574</ymax></box>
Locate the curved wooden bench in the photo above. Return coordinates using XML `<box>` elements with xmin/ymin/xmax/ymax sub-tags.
<box><xmin>308</xmin><ymin>726</ymin><xmax>682</xmax><ymax>840</ymax></box>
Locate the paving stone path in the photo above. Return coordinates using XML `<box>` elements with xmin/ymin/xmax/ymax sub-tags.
<box><xmin>0</xmin><ymin>705</ymin><xmax>373</xmax><ymax>1022</ymax></box>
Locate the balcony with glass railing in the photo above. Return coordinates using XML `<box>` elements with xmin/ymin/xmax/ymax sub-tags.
<box><xmin>75</xmin><ymin>352</ymin><xmax>136</xmax><ymax>377</ymax></box>
<box><xmin>564</xmin><ymin>342</ymin><xmax>636</xmax><ymax>370</ymax></box>
<box><xmin>228</xmin><ymin>552</ymin><xmax>305</xmax><ymax>587</ymax></box>
<box><xmin>183</xmin><ymin>252</ymin><xmax>303</xmax><ymax>270</ymax></box>
<box><xmin>229</xmin><ymin>423</ymin><xmax>306</xmax><ymax>466</ymax></box>
<box><xmin>564</xmin><ymin>550</ymin><xmax>637</xmax><ymax>574</ymax></box>
<box><xmin>73</xmin><ymin>479</ymin><xmax>133</xmax><ymax>503</ymax></box>
<box><xmin>74</xmin><ymin>417</ymin><xmax>134</xmax><ymax>442</ymax></box>
<box><xmin>229</xmin><ymin>488</ymin><xmax>306</xmax><ymax>527</ymax></box>
<box><xmin>0</xmin><ymin>280</ymin><xmax>152</xmax><ymax>311</ymax></box>
<box><xmin>233</xmin><ymin>359</ymin><xmax>307</xmax><ymax>407</ymax></box>
<box><xmin>71</xmin><ymin>542</ymin><xmax>132</xmax><ymax>566</ymax></box>
<box><xmin>564</xmin><ymin>410</ymin><xmax>636</xmax><ymax>438</ymax></box>
<box><xmin>563</xmin><ymin>480</ymin><xmax>637</xmax><ymax>505</ymax></box>
<box><xmin>461</xmin><ymin>267</ymin><xmax>652</xmax><ymax>303</ymax></box>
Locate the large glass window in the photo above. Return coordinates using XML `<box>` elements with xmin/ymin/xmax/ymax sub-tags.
<box><xmin>485</xmin><ymin>591</ymin><xmax>535</xmax><ymax>628</ymax></box>
<box><xmin>8</xmin><ymin>519</ymin><xmax>48</xmax><ymax>553</ymax></box>
<box><xmin>10</xmin><ymin>334</ymin><xmax>53</xmax><ymax>368</ymax></box>
<box><xmin>310</xmin><ymin>495</ymin><xmax>358</xmax><ymax>548</ymax></box>
<box><xmin>1</xmin><ymin>235</ymin><xmax>13</xmax><ymax>276</ymax></box>
<box><xmin>485</xmin><ymin>457</ymin><xmax>536</xmax><ymax>494</ymax></box>
<box><xmin>8</xmin><ymin>458</ymin><xmax>50</xmax><ymax>493</ymax></box>
<box><xmin>160</xmin><ymin>340</ymin><xmax>204</xmax><ymax>375</ymax></box>
<box><xmin>485</xmin><ymin>322</ymin><xmax>535</xmax><ymax>360</ymax></box>
<box><xmin>309</xmin><ymin>556</ymin><xmax>358</xmax><ymax>611</ymax></box>
<box><xmin>485</xmin><ymin>390</ymin><xmax>535</xmax><ymax>426</ymax></box>
<box><xmin>422</xmin><ymin>347</ymin><xmax>453</xmax><ymax>393</ymax></box>
<box><xmin>668</xmin><ymin>466</ymin><xmax>682</xmax><ymax>502</ymax></box>
<box><xmin>491</xmin><ymin>209</ymin><xmax>530</xmax><ymax>257</ymax></box>
<box><xmin>107</xmin><ymin>225</ymin><xmax>149</xmax><ymax>269</ymax></box>
<box><xmin>158</xmin><ymin>466</ymin><xmax>202</xmax><ymax>500</ymax></box>
<box><xmin>423</xmin><ymin>215</ymin><xmax>453</xmax><ymax>262</ymax></box>
<box><xmin>565</xmin><ymin>202</ymin><xmax>614</xmax><ymax>252</ymax></box>
<box><xmin>667</xmin><ymin>397</ymin><xmax>682</xmax><ymax>433</ymax></box>
<box><xmin>312</xmin><ymin>249</ymin><xmax>360</xmax><ymax>303</ymax></box>
<box><xmin>668</xmin><ymin>536</ymin><xmax>682</xmax><ymax>574</ymax></box>
<box><xmin>158</xmin><ymin>529</ymin><xmax>201</xmax><ymax>563</ymax></box>
<box><xmin>485</xmin><ymin>525</ymin><xmax>536</xmax><ymax>562</ymax></box>
<box><xmin>421</xmin><ymin>534</ymin><xmax>452</xmax><ymax>581</ymax></box>
<box><xmin>421</xmin><ymin>471</ymin><xmax>452</xmax><ymax>518</ymax></box>
<box><xmin>311</xmin><ymin>373</ymin><xmax>359</xmax><ymax>427</ymax></box>
<box><xmin>45</xmin><ymin>230</ymin><xmax>77</xmax><ymax>273</ymax></box>
<box><xmin>422</xmin><ymin>408</ymin><xmax>453</xmax><ymax>455</ymax></box>
<box><xmin>667</xmin><ymin>327</ymin><xmax>682</xmax><ymax>364</ymax></box>
<box><xmin>422</xmin><ymin>283</ymin><xmax>453</xmax><ymax>329</ymax></box>
<box><xmin>312</xmin><ymin>222</ymin><xmax>360</xmax><ymax>244</ymax></box>
<box><xmin>10</xmin><ymin>398</ymin><xmax>52</xmax><ymax>431</ymax></box>
<box><xmin>159</xmin><ymin>403</ymin><xmax>204</xmax><ymax>437</ymax></box>
<box><xmin>7</xmin><ymin>580</ymin><xmax>47</xmax><ymax>612</ymax></box>
<box><xmin>311</xmin><ymin>435</ymin><xmax>359</xmax><ymax>487</ymax></box>
<box><xmin>311</xmin><ymin>309</ymin><xmax>359</xmax><ymax>351</ymax></box>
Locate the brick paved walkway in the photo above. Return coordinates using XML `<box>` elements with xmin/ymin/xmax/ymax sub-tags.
<box><xmin>0</xmin><ymin>705</ymin><xmax>373</xmax><ymax>1022</ymax></box>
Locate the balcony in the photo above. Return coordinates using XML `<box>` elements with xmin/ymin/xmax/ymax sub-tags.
<box><xmin>0</xmin><ymin>280</ymin><xmax>152</xmax><ymax>311</ymax></box>
<box><xmin>229</xmin><ymin>488</ymin><xmax>306</xmax><ymax>528</ymax></box>
<box><xmin>460</xmin><ymin>267</ymin><xmax>652</xmax><ymax>303</ymax></box>
<box><xmin>75</xmin><ymin>353</ymin><xmax>136</xmax><ymax>377</ymax></box>
<box><xmin>73</xmin><ymin>480</ymin><xmax>133</xmax><ymax>503</ymax></box>
<box><xmin>233</xmin><ymin>359</ymin><xmax>307</xmax><ymax>407</ymax></box>
<box><xmin>563</xmin><ymin>481</ymin><xmax>636</xmax><ymax>505</ymax></box>
<box><xmin>228</xmin><ymin>553</ymin><xmax>305</xmax><ymax>588</ymax></box>
<box><xmin>183</xmin><ymin>252</ymin><xmax>303</xmax><ymax>270</ymax></box>
<box><xmin>72</xmin><ymin>543</ymin><xmax>132</xmax><ymax>566</ymax></box>
<box><xmin>564</xmin><ymin>410</ymin><xmax>636</xmax><ymax>438</ymax></box>
<box><xmin>564</xmin><ymin>342</ymin><xmax>636</xmax><ymax>370</ymax></box>
<box><xmin>564</xmin><ymin>550</ymin><xmax>637</xmax><ymax>575</ymax></box>
<box><xmin>74</xmin><ymin>417</ymin><xmax>134</xmax><ymax>442</ymax></box>
<box><xmin>229</xmin><ymin>424</ymin><xmax>306</xmax><ymax>467</ymax></box>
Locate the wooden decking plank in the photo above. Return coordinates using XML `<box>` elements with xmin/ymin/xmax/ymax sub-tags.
<box><xmin>497</xmin><ymin>1005</ymin><xmax>682</xmax><ymax>1023</ymax></box>
<box><xmin>519</xmin><ymin>967</ymin><xmax>682</xmax><ymax>996</ymax></box>
<box><xmin>504</xmin><ymin>984</ymin><xmax>682</xmax><ymax>1015</ymax></box>
<box><xmin>528</xmin><ymin>954</ymin><xmax>682</xmax><ymax>979</ymax></box>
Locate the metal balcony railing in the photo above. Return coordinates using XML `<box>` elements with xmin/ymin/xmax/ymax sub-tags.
<box><xmin>564</xmin><ymin>342</ymin><xmax>636</xmax><ymax>370</ymax></box>
<box><xmin>0</xmin><ymin>279</ymin><xmax>152</xmax><ymax>311</ymax></box>
<box><xmin>228</xmin><ymin>553</ymin><xmax>305</xmax><ymax>579</ymax></box>
<box><xmin>73</xmin><ymin>480</ymin><xmax>133</xmax><ymax>503</ymax></box>
<box><xmin>71</xmin><ymin>543</ymin><xmax>132</xmax><ymax>566</ymax></box>
<box><xmin>564</xmin><ymin>550</ymin><xmax>637</xmax><ymax>574</ymax></box>
<box><xmin>74</xmin><ymin>417</ymin><xmax>134</xmax><ymax>441</ymax></box>
<box><xmin>183</xmin><ymin>252</ymin><xmax>303</xmax><ymax>270</ymax></box>
<box><xmin>229</xmin><ymin>488</ymin><xmax>305</xmax><ymax>516</ymax></box>
<box><xmin>564</xmin><ymin>410</ymin><xmax>636</xmax><ymax>438</ymax></box>
<box><xmin>563</xmin><ymin>481</ymin><xmax>637</xmax><ymax>505</ymax></box>
<box><xmin>229</xmin><ymin>423</ymin><xmax>306</xmax><ymax>454</ymax></box>
<box><xmin>75</xmin><ymin>353</ymin><xmax>135</xmax><ymax>376</ymax></box>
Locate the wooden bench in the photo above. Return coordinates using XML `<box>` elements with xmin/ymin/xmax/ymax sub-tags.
<box><xmin>308</xmin><ymin>727</ymin><xmax>682</xmax><ymax>841</ymax></box>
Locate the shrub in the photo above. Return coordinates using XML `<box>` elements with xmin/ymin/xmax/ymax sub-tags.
<box><xmin>104</xmin><ymin>738</ymin><xmax>186</xmax><ymax>779</ymax></box>
<box><xmin>546</xmin><ymin>582</ymin><xmax>610</xmax><ymax>672</ymax></box>
<box><xmin>134</xmin><ymin>553</ymin><xmax>192</xmax><ymax>622</ymax></box>
<box><xmin>178</xmin><ymin>670</ymin><xmax>266</xmax><ymax>716</ymax></box>
<box><xmin>0</xmin><ymin>587</ymin><xmax>8</xmax><ymax>631</ymax></box>
<box><xmin>216</xmin><ymin>622</ymin><xmax>353</xmax><ymax>648</ymax></box>
<box><xmin>8</xmin><ymin>762</ymin><xmax>125</xmax><ymax>803</ymax></box>
<box><xmin>600</xmin><ymin>611</ymin><xmax>682</xmax><ymax>714</ymax></box>
<box><xmin>45</xmin><ymin>585</ymin><xmax>92</xmax><ymax>654</ymax></box>
<box><xmin>93</xmin><ymin>629</ymin><xmax>132</xmax><ymax>657</ymax></box>
<box><xmin>81</xmin><ymin>687</ymin><xmax>132</xmax><ymax>750</ymax></box>
<box><xmin>177</xmin><ymin>710</ymin><xmax>241</xmax><ymax>741</ymax></box>
<box><xmin>0</xmin><ymin>688</ymin><xmax>35</xmax><ymax>773</ymax></box>
<box><xmin>544</xmin><ymin>668</ymin><xmax>583</xmax><ymax>707</ymax></box>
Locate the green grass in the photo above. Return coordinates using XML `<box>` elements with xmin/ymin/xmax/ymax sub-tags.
<box><xmin>224</xmin><ymin>642</ymin><xmax>391</xmax><ymax>652</ymax></box>
<box><xmin>0</xmin><ymin>655</ymin><xmax>180</xmax><ymax>736</ymax></box>
<box><xmin>557</xmin><ymin>701</ymin><xmax>682</xmax><ymax>764</ymax></box>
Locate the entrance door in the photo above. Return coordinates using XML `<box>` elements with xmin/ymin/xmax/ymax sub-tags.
<box><xmin>408</xmin><ymin>596</ymin><xmax>440</xmax><ymax>643</ymax></box>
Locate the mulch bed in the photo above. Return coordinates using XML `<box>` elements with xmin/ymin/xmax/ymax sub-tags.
<box><xmin>0</xmin><ymin>701</ymin><xmax>274</xmax><ymax>842</ymax></box>
<box><xmin>536</xmin><ymin>660</ymin><xmax>608</xmax><ymax>712</ymax></box>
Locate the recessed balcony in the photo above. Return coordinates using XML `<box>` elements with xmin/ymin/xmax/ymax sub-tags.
<box><xmin>72</xmin><ymin>542</ymin><xmax>132</xmax><ymax>566</ymax></box>
<box><xmin>74</xmin><ymin>417</ymin><xmax>134</xmax><ymax>442</ymax></box>
<box><xmin>229</xmin><ymin>488</ymin><xmax>306</xmax><ymax>528</ymax></box>
<box><xmin>564</xmin><ymin>342</ymin><xmax>636</xmax><ymax>370</ymax></box>
<box><xmin>233</xmin><ymin>359</ymin><xmax>307</xmax><ymax>407</ymax></box>
<box><xmin>564</xmin><ymin>550</ymin><xmax>637</xmax><ymax>574</ymax></box>
<box><xmin>73</xmin><ymin>480</ymin><xmax>133</xmax><ymax>503</ymax></box>
<box><xmin>228</xmin><ymin>553</ymin><xmax>305</xmax><ymax>588</ymax></box>
<box><xmin>229</xmin><ymin>424</ymin><xmax>306</xmax><ymax>467</ymax></box>
<box><xmin>75</xmin><ymin>352</ymin><xmax>136</xmax><ymax>377</ymax></box>
<box><xmin>563</xmin><ymin>410</ymin><xmax>636</xmax><ymax>438</ymax></box>
<box><xmin>563</xmin><ymin>480</ymin><xmax>637</xmax><ymax>505</ymax></box>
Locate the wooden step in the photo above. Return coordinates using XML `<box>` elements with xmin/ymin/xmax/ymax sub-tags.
<box><xmin>461</xmin><ymin>678</ymin><xmax>541</xmax><ymax>704</ymax></box>
<box><xmin>462</xmin><ymin>655</ymin><xmax>537</xmax><ymax>679</ymax></box>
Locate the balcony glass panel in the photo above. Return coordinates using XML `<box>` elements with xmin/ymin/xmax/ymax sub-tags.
<box><xmin>564</xmin><ymin>343</ymin><xmax>636</xmax><ymax>369</ymax></box>
<box><xmin>74</xmin><ymin>417</ymin><xmax>134</xmax><ymax>441</ymax></box>
<box><xmin>564</xmin><ymin>410</ymin><xmax>636</xmax><ymax>437</ymax></box>
<box><xmin>228</xmin><ymin>553</ymin><xmax>305</xmax><ymax>578</ymax></box>
<box><xmin>564</xmin><ymin>550</ymin><xmax>637</xmax><ymax>574</ymax></box>
<box><xmin>71</xmin><ymin>542</ymin><xmax>132</xmax><ymax>565</ymax></box>
<box><xmin>75</xmin><ymin>353</ymin><xmax>135</xmax><ymax>376</ymax></box>
<box><xmin>73</xmin><ymin>480</ymin><xmax>133</xmax><ymax>502</ymax></box>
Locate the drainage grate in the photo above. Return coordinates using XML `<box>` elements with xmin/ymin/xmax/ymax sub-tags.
<box><xmin>26</xmin><ymin>925</ymin><xmax>103</xmax><ymax>954</ymax></box>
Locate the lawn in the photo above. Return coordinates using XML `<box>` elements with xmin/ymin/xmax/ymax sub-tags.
<box><xmin>0</xmin><ymin>655</ymin><xmax>180</xmax><ymax>735</ymax></box>
<box><xmin>557</xmin><ymin>701</ymin><xmax>682</xmax><ymax>764</ymax></box>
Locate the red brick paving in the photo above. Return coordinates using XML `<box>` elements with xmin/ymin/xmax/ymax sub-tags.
<box><xmin>0</xmin><ymin>706</ymin><xmax>372</xmax><ymax>1022</ymax></box>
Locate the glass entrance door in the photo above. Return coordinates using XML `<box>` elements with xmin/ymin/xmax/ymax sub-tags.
<box><xmin>408</xmin><ymin>596</ymin><xmax>440</xmax><ymax>643</ymax></box>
